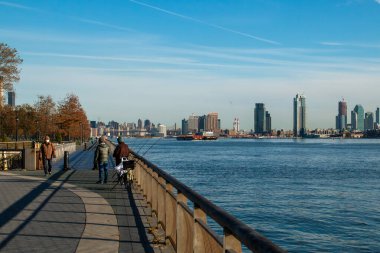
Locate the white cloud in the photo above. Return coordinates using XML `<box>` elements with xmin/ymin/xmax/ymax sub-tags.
<box><xmin>375</xmin><ymin>0</ymin><xmax>380</xmax><ymax>4</ymax></box>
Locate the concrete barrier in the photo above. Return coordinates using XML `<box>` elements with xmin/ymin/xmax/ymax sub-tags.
<box><xmin>24</xmin><ymin>142</ymin><xmax>76</xmax><ymax>170</ymax></box>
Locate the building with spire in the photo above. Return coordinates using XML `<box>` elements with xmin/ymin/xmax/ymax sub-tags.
<box><xmin>293</xmin><ymin>94</ymin><xmax>306</xmax><ymax>137</ymax></box>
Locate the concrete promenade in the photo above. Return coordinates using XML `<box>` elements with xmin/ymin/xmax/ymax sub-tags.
<box><xmin>0</xmin><ymin>147</ymin><xmax>174</xmax><ymax>253</ymax></box>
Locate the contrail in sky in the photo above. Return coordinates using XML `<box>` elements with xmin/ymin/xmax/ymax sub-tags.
<box><xmin>129</xmin><ymin>0</ymin><xmax>280</xmax><ymax>45</ymax></box>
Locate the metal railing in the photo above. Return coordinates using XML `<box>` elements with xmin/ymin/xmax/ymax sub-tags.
<box><xmin>108</xmin><ymin>140</ymin><xmax>285</xmax><ymax>253</ymax></box>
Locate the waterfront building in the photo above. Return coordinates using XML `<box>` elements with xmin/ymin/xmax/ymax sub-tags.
<box><xmin>254</xmin><ymin>103</ymin><xmax>266</xmax><ymax>134</ymax></box>
<box><xmin>293</xmin><ymin>94</ymin><xmax>307</xmax><ymax>137</ymax></box>
<box><xmin>188</xmin><ymin>114</ymin><xmax>199</xmax><ymax>133</ymax></box>
<box><xmin>376</xmin><ymin>107</ymin><xmax>379</xmax><ymax>125</ymax></box>
<box><xmin>365</xmin><ymin>112</ymin><xmax>374</xmax><ymax>130</ymax></box>
<box><xmin>198</xmin><ymin>115</ymin><xmax>206</xmax><ymax>132</ymax></box>
<box><xmin>137</xmin><ymin>119</ymin><xmax>143</xmax><ymax>130</ymax></box>
<box><xmin>233</xmin><ymin>118</ymin><xmax>240</xmax><ymax>132</ymax></box>
<box><xmin>144</xmin><ymin>119</ymin><xmax>151</xmax><ymax>131</ymax></box>
<box><xmin>90</xmin><ymin>121</ymin><xmax>97</xmax><ymax>128</ymax></box>
<box><xmin>336</xmin><ymin>99</ymin><xmax>347</xmax><ymax>131</ymax></box>
<box><xmin>266</xmin><ymin>111</ymin><xmax>271</xmax><ymax>133</ymax></box>
<box><xmin>352</xmin><ymin>105</ymin><xmax>364</xmax><ymax>131</ymax></box>
<box><xmin>7</xmin><ymin>91</ymin><xmax>15</xmax><ymax>107</ymax></box>
<box><xmin>181</xmin><ymin>119</ymin><xmax>189</xmax><ymax>134</ymax></box>
<box><xmin>158</xmin><ymin>124</ymin><xmax>167</xmax><ymax>137</ymax></box>
<box><xmin>205</xmin><ymin>112</ymin><xmax>218</xmax><ymax>132</ymax></box>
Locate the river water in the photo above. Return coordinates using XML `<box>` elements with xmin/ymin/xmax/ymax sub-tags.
<box><xmin>124</xmin><ymin>138</ymin><xmax>380</xmax><ymax>252</ymax></box>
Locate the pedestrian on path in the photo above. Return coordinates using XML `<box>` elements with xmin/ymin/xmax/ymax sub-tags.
<box><xmin>94</xmin><ymin>136</ymin><xmax>110</xmax><ymax>184</ymax></box>
<box><xmin>113</xmin><ymin>136</ymin><xmax>130</xmax><ymax>166</ymax></box>
<box><xmin>39</xmin><ymin>135</ymin><xmax>56</xmax><ymax>176</ymax></box>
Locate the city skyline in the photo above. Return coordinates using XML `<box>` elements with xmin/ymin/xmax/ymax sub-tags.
<box><xmin>1</xmin><ymin>0</ymin><xmax>380</xmax><ymax>130</ymax></box>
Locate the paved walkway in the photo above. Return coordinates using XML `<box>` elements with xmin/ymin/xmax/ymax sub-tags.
<box><xmin>0</xmin><ymin>146</ymin><xmax>174</xmax><ymax>253</ymax></box>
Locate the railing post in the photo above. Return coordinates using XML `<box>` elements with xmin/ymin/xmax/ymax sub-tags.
<box><xmin>152</xmin><ymin>171</ymin><xmax>158</xmax><ymax>215</ymax></box>
<box><xmin>177</xmin><ymin>192</ymin><xmax>193</xmax><ymax>253</ymax></box>
<box><xmin>224</xmin><ymin>228</ymin><xmax>242</xmax><ymax>253</ymax></box>
<box><xmin>146</xmin><ymin>166</ymin><xmax>153</xmax><ymax>206</ymax></box>
<box><xmin>157</xmin><ymin>176</ymin><xmax>166</xmax><ymax>229</ymax></box>
<box><xmin>165</xmin><ymin>183</ymin><xmax>177</xmax><ymax>249</ymax></box>
<box><xmin>194</xmin><ymin>203</ymin><xmax>207</xmax><ymax>253</ymax></box>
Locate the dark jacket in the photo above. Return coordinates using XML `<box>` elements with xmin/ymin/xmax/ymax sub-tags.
<box><xmin>94</xmin><ymin>142</ymin><xmax>110</xmax><ymax>164</ymax></box>
<box><xmin>113</xmin><ymin>142</ymin><xmax>129</xmax><ymax>165</ymax></box>
<box><xmin>40</xmin><ymin>142</ymin><xmax>56</xmax><ymax>160</ymax></box>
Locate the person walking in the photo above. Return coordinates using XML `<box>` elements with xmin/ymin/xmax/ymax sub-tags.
<box><xmin>39</xmin><ymin>135</ymin><xmax>56</xmax><ymax>176</ymax></box>
<box><xmin>113</xmin><ymin>136</ymin><xmax>130</xmax><ymax>166</ymax></box>
<box><xmin>94</xmin><ymin>136</ymin><xmax>110</xmax><ymax>184</ymax></box>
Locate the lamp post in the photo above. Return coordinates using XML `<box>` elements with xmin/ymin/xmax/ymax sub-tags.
<box><xmin>80</xmin><ymin>122</ymin><xmax>83</xmax><ymax>144</ymax></box>
<box><xmin>16</xmin><ymin>116</ymin><xmax>19</xmax><ymax>142</ymax></box>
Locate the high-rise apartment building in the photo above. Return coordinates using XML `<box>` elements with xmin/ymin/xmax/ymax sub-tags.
<box><xmin>188</xmin><ymin>114</ymin><xmax>199</xmax><ymax>133</ymax></box>
<box><xmin>158</xmin><ymin>124</ymin><xmax>167</xmax><ymax>137</ymax></box>
<box><xmin>254</xmin><ymin>103</ymin><xmax>266</xmax><ymax>134</ymax></box>
<box><xmin>365</xmin><ymin>112</ymin><xmax>374</xmax><ymax>130</ymax></box>
<box><xmin>144</xmin><ymin>119</ymin><xmax>151</xmax><ymax>131</ymax></box>
<box><xmin>293</xmin><ymin>94</ymin><xmax>306</xmax><ymax>137</ymax></box>
<box><xmin>137</xmin><ymin>119</ymin><xmax>143</xmax><ymax>129</ymax></box>
<box><xmin>198</xmin><ymin>115</ymin><xmax>206</xmax><ymax>132</ymax></box>
<box><xmin>233</xmin><ymin>118</ymin><xmax>240</xmax><ymax>132</ymax></box>
<box><xmin>351</xmin><ymin>105</ymin><xmax>364</xmax><ymax>131</ymax></box>
<box><xmin>336</xmin><ymin>99</ymin><xmax>347</xmax><ymax>130</ymax></box>
<box><xmin>7</xmin><ymin>91</ymin><xmax>15</xmax><ymax>107</ymax></box>
<box><xmin>266</xmin><ymin>111</ymin><xmax>271</xmax><ymax>133</ymax></box>
<box><xmin>205</xmin><ymin>113</ymin><xmax>218</xmax><ymax>132</ymax></box>
<box><xmin>181</xmin><ymin>119</ymin><xmax>188</xmax><ymax>134</ymax></box>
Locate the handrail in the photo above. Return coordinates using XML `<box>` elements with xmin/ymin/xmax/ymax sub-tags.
<box><xmin>131</xmin><ymin>150</ymin><xmax>285</xmax><ymax>253</ymax></box>
<box><xmin>108</xmin><ymin>139</ymin><xmax>285</xmax><ymax>253</ymax></box>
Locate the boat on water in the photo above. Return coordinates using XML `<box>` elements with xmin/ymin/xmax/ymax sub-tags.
<box><xmin>176</xmin><ymin>132</ymin><xmax>218</xmax><ymax>141</ymax></box>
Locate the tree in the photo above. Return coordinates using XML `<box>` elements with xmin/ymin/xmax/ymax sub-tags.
<box><xmin>57</xmin><ymin>93</ymin><xmax>90</xmax><ymax>141</ymax></box>
<box><xmin>0</xmin><ymin>43</ymin><xmax>23</xmax><ymax>92</ymax></box>
<box><xmin>34</xmin><ymin>95</ymin><xmax>57</xmax><ymax>139</ymax></box>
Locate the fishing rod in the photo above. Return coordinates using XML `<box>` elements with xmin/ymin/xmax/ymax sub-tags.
<box><xmin>141</xmin><ymin>137</ymin><xmax>162</xmax><ymax>156</ymax></box>
<box><xmin>135</xmin><ymin>137</ymin><xmax>153</xmax><ymax>154</ymax></box>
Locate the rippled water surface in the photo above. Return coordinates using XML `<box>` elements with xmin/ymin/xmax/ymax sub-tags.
<box><xmin>125</xmin><ymin>138</ymin><xmax>380</xmax><ymax>252</ymax></box>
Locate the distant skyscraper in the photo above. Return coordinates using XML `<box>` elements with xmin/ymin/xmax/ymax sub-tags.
<box><xmin>254</xmin><ymin>103</ymin><xmax>266</xmax><ymax>134</ymax></box>
<box><xmin>144</xmin><ymin>119</ymin><xmax>151</xmax><ymax>131</ymax></box>
<box><xmin>158</xmin><ymin>124</ymin><xmax>167</xmax><ymax>137</ymax></box>
<box><xmin>233</xmin><ymin>118</ymin><xmax>240</xmax><ymax>132</ymax></box>
<box><xmin>137</xmin><ymin>119</ymin><xmax>143</xmax><ymax>129</ymax></box>
<box><xmin>352</xmin><ymin>105</ymin><xmax>364</xmax><ymax>131</ymax></box>
<box><xmin>335</xmin><ymin>99</ymin><xmax>347</xmax><ymax>131</ymax></box>
<box><xmin>198</xmin><ymin>115</ymin><xmax>206</xmax><ymax>132</ymax></box>
<box><xmin>188</xmin><ymin>114</ymin><xmax>199</xmax><ymax>133</ymax></box>
<box><xmin>365</xmin><ymin>112</ymin><xmax>374</xmax><ymax>130</ymax></box>
<box><xmin>181</xmin><ymin>119</ymin><xmax>188</xmax><ymax>134</ymax></box>
<box><xmin>90</xmin><ymin>121</ymin><xmax>97</xmax><ymax>128</ymax></box>
<box><xmin>265</xmin><ymin>111</ymin><xmax>271</xmax><ymax>133</ymax></box>
<box><xmin>376</xmin><ymin>107</ymin><xmax>379</xmax><ymax>125</ymax></box>
<box><xmin>205</xmin><ymin>113</ymin><xmax>218</xmax><ymax>132</ymax></box>
<box><xmin>7</xmin><ymin>91</ymin><xmax>15</xmax><ymax>107</ymax></box>
<box><xmin>293</xmin><ymin>94</ymin><xmax>306</xmax><ymax>137</ymax></box>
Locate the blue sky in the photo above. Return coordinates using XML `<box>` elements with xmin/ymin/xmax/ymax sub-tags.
<box><xmin>1</xmin><ymin>0</ymin><xmax>380</xmax><ymax>130</ymax></box>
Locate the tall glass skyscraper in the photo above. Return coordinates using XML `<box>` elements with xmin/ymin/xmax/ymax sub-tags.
<box><xmin>336</xmin><ymin>99</ymin><xmax>347</xmax><ymax>130</ymax></box>
<box><xmin>293</xmin><ymin>94</ymin><xmax>306</xmax><ymax>137</ymax></box>
<box><xmin>254</xmin><ymin>103</ymin><xmax>266</xmax><ymax>134</ymax></box>
<box><xmin>351</xmin><ymin>105</ymin><xmax>364</xmax><ymax>131</ymax></box>
<box><xmin>365</xmin><ymin>112</ymin><xmax>374</xmax><ymax>130</ymax></box>
<box><xmin>376</xmin><ymin>107</ymin><xmax>379</xmax><ymax>125</ymax></box>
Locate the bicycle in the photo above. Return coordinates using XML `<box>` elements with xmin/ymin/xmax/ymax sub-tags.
<box><xmin>114</xmin><ymin>157</ymin><xmax>135</xmax><ymax>190</ymax></box>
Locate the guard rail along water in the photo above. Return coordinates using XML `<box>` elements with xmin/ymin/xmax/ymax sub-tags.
<box><xmin>108</xmin><ymin>141</ymin><xmax>286</xmax><ymax>253</ymax></box>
